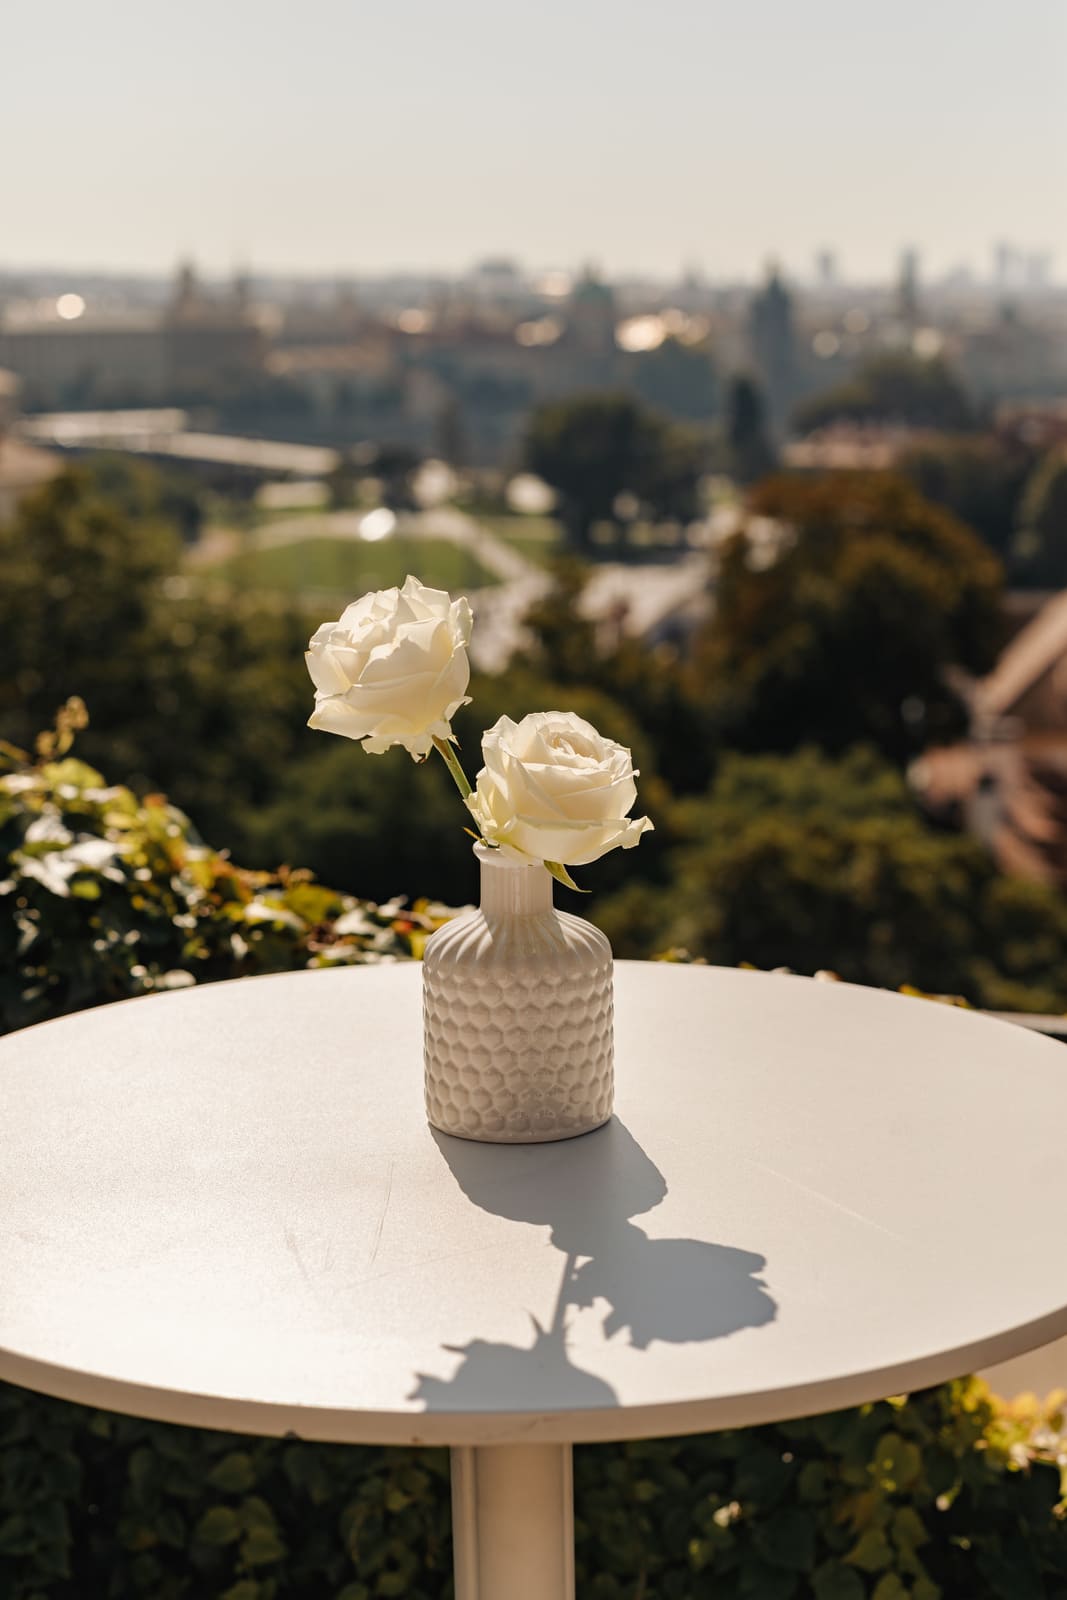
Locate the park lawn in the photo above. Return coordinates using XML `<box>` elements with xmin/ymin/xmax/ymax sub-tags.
<box><xmin>476</xmin><ymin>515</ymin><xmax>563</xmax><ymax>567</ymax></box>
<box><xmin>199</xmin><ymin>536</ymin><xmax>496</xmax><ymax>599</ymax></box>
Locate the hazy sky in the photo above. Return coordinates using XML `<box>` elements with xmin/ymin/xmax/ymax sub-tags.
<box><xmin>5</xmin><ymin>0</ymin><xmax>1066</xmax><ymax>282</ymax></box>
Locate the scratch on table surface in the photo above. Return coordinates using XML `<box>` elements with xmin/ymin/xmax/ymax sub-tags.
<box><xmin>750</xmin><ymin>1160</ymin><xmax>906</xmax><ymax>1244</ymax></box>
<box><xmin>368</xmin><ymin>1160</ymin><xmax>396</xmax><ymax>1268</ymax></box>
<box><xmin>284</xmin><ymin>1226</ymin><xmax>315</xmax><ymax>1289</ymax></box>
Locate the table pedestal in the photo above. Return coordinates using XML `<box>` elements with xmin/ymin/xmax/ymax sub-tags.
<box><xmin>450</xmin><ymin>1442</ymin><xmax>574</xmax><ymax>1600</ymax></box>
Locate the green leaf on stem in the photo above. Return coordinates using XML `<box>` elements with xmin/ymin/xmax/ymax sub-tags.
<box><xmin>545</xmin><ymin>860</ymin><xmax>587</xmax><ymax>893</ymax></box>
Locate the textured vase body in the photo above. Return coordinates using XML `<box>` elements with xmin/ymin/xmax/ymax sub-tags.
<box><xmin>423</xmin><ymin>845</ymin><xmax>614</xmax><ymax>1143</ymax></box>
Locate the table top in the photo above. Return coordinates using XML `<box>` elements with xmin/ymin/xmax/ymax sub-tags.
<box><xmin>2</xmin><ymin>962</ymin><xmax>1066</xmax><ymax>1447</ymax></box>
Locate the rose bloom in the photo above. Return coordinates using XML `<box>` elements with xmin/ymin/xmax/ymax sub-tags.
<box><xmin>306</xmin><ymin>576</ymin><xmax>472</xmax><ymax>758</ymax></box>
<box><xmin>466</xmin><ymin>711</ymin><xmax>653</xmax><ymax>867</ymax></box>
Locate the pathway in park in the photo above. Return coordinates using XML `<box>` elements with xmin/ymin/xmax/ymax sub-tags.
<box><xmin>191</xmin><ymin>503</ymin><xmax>714</xmax><ymax>672</ymax></box>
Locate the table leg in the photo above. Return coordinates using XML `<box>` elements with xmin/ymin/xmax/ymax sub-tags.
<box><xmin>450</xmin><ymin>1442</ymin><xmax>575</xmax><ymax>1600</ymax></box>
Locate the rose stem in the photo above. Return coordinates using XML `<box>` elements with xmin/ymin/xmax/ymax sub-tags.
<box><xmin>432</xmin><ymin>735</ymin><xmax>473</xmax><ymax>801</ymax></box>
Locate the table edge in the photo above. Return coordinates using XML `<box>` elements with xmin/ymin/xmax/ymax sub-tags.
<box><xmin>6</xmin><ymin>1299</ymin><xmax>1067</xmax><ymax>1448</ymax></box>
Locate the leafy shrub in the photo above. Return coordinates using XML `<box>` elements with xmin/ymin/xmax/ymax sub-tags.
<box><xmin>2</xmin><ymin>1380</ymin><xmax>1066</xmax><ymax>1598</ymax></box>
<box><xmin>0</xmin><ymin>702</ymin><xmax>455</xmax><ymax>1038</ymax></box>
<box><xmin>598</xmin><ymin>747</ymin><xmax>1067</xmax><ymax>1013</ymax></box>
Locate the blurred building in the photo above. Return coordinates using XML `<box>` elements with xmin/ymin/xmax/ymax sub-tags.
<box><xmin>896</xmin><ymin>248</ymin><xmax>921</xmax><ymax>328</ymax></box>
<box><xmin>164</xmin><ymin>261</ymin><xmax>265</xmax><ymax>393</ymax></box>
<box><xmin>0</xmin><ymin>263</ymin><xmax>264</xmax><ymax>409</ymax></box>
<box><xmin>567</xmin><ymin>269</ymin><xmax>618</xmax><ymax>358</ymax></box>
<box><xmin>960</xmin><ymin>302</ymin><xmax>1067</xmax><ymax>403</ymax></box>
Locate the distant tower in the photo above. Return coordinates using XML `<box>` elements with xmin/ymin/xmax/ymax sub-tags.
<box><xmin>171</xmin><ymin>259</ymin><xmax>202</xmax><ymax>321</ymax></box>
<box><xmin>747</xmin><ymin>264</ymin><xmax>797</xmax><ymax>436</ymax></box>
<box><xmin>232</xmin><ymin>266</ymin><xmax>252</xmax><ymax>315</ymax></box>
<box><xmin>897</xmin><ymin>248</ymin><xmax>920</xmax><ymax>327</ymax></box>
<box><xmin>815</xmin><ymin>249</ymin><xmax>838</xmax><ymax>289</ymax></box>
<box><xmin>568</xmin><ymin>266</ymin><xmax>617</xmax><ymax>357</ymax></box>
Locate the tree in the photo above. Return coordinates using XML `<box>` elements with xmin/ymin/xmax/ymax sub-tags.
<box><xmin>0</xmin><ymin>470</ymin><xmax>181</xmax><ymax>748</ymax></box>
<box><xmin>366</xmin><ymin>443</ymin><xmax>422</xmax><ymax>510</ymax></box>
<box><xmin>1012</xmin><ymin>448</ymin><xmax>1067</xmax><ymax>586</ymax></box>
<box><xmin>692</xmin><ymin>472</ymin><xmax>1004</xmax><ymax>760</ymax></box>
<box><xmin>723</xmin><ymin>373</ymin><xmax>776</xmax><ymax>485</ymax></box>
<box><xmin>596</xmin><ymin>746</ymin><xmax>1067</xmax><ymax>1012</ymax></box>
<box><xmin>84</xmin><ymin>453</ymin><xmax>205</xmax><ymax>544</ymax></box>
<box><xmin>0</xmin><ymin>469</ymin><xmax>312</xmax><ymax>847</ymax></box>
<box><xmin>898</xmin><ymin>434</ymin><xmax>1033</xmax><ymax>562</ymax></box>
<box><xmin>517</xmin><ymin>557</ymin><xmax>715</xmax><ymax>795</ymax></box>
<box><xmin>794</xmin><ymin>352</ymin><xmax>975</xmax><ymax>433</ymax></box>
<box><xmin>524</xmin><ymin>393</ymin><xmax>704</xmax><ymax>553</ymax></box>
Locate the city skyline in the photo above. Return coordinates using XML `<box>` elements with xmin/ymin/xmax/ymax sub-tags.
<box><xmin>5</xmin><ymin>0</ymin><xmax>1066</xmax><ymax>283</ymax></box>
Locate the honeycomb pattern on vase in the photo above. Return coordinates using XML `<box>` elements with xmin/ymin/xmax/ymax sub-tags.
<box><xmin>423</xmin><ymin>908</ymin><xmax>614</xmax><ymax>1144</ymax></box>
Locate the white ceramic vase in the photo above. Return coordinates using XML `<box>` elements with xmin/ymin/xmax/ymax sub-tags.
<box><xmin>423</xmin><ymin>844</ymin><xmax>614</xmax><ymax>1143</ymax></box>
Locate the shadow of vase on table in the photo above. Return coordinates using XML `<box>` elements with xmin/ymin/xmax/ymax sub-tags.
<box><xmin>410</xmin><ymin>1118</ymin><xmax>776</xmax><ymax>1412</ymax></box>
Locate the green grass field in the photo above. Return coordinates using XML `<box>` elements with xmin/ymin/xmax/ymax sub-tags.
<box><xmin>199</xmin><ymin>536</ymin><xmax>495</xmax><ymax>599</ymax></box>
<box><xmin>476</xmin><ymin>515</ymin><xmax>563</xmax><ymax>568</ymax></box>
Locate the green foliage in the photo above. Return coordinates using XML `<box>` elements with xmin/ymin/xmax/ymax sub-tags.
<box><xmin>898</xmin><ymin>436</ymin><xmax>1034</xmax><ymax>563</ymax></box>
<box><xmin>693</xmin><ymin>472</ymin><xmax>1004</xmax><ymax>760</ymax></box>
<box><xmin>0</xmin><ymin>718</ymin><xmax>454</xmax><ymax>1038</ymax></box>
<box><xmin>795</xmin><ymin>353</ymin><xmax>975</xmax><ymax>434</ymax></box>
<box><xmin>242</xmin><ymin>658</ymin><xmax>666</xmax><ymax>906</ymax></box>
<box><xmin>517</xmin><ymin>558</ymin><xmax>715</xmax><ymax>798</ymax></box>
<box><xmin>0</xmin><ymin>470</ymin><xmax>314</xmax><ymax>847</ymax></box>
<box><xmin>0</xmin><ymin>1384</ymin><xmax>454</xmax><ymax>1598</ymax></box>
<box><xmin>597</xmin><ymin>747</ymin><xmax>1067</xmax><ymax>1012</ymax></box>
<box><xmin>3</xmin><ymin>1378</ymin><xmax>1066</xmax><ymax>1597</ymax></box>
<box><xmin>524</xmin><ymin>393</ymin><xmax>704</xmax><ymax>552</ymax></box>
<box><xmin>0</xmin><ymin>470</ymin><xmax>182</xmax><ymax>750</ymax></box>
<box><xmin>1013</xmin><ymin>448</ymin><xmax>1067</xmax><ymax>587</ymax></box>
<box><xmin>725</xmin><ymin>373</ymin><xmax>777</xmax><ymax>485</ymax></box>
<box><xmin>80</xmin><ymin>453</ymin><xmax>206</xmax><ymax>545</ymax></box>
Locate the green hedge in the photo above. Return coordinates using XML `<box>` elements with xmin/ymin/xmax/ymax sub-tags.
<box><xmin>3</xmin><ymin>1379</ymin><xmax>1067</xmax><ymax>1599</ymax></box>
<box><xmin>0</xmin><ymin>701</ymin><xmax>454</xmax><ymax>1040</ymax></box>
<box><xmin>3</xmin><ymin>713</ymin><xmax>1067</xmax><ymax>1597</ymax></box>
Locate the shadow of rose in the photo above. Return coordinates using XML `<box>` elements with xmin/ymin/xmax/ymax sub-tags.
<box><xmin>410</xmin><ymin>1118</ymin><xmax>776</xmax><ymax>1411</ymax></box>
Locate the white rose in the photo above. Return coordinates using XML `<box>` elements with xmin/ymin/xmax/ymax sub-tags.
<box><xmin>466</xmin><ymin>711</ymin><xmax>653</xmax><ymax>867</ymax></box>
<box><xmin>306</xmin><ymin>575</ymin><xmax>472</xmax><ymax>758</ymax></box>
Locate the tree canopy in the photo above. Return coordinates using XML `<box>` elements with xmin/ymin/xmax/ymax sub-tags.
<box><xmin>692</xmin><ymin>472</ymin><xmax>1004</xmax><ymax>759</ymax></box>
<box><xmin>794</xmin><ymin>352</ymin><xmax>975</xmax><ymax>433</ymax></box>
<box><xmin>597</xmin><ymin>746</ymin><xmax>1067</xmax><ymax>1013</ymax></box>
<box><xmin>723</xmin><ymin>373</ymin><xmax>777</xmax><ymax>485</ymax></box>
<box><xmin>898</xmin><ymin>434</ymin><xmax>1033</xmax><ymax>563</ymax></box>
<box><xmin>0</xmin><ymin>468</ymin><xmax>311</xmax><ymax>841</ymax></box>
<box><xmin>523</xmin><ymin>393</ymin><xmax>704</xmax><ymax>552</ymax></box>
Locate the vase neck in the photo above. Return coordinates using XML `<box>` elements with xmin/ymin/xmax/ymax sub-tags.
<box><xmin>477</xmin><ymin>847</ymin><xmax>554</xmax><ymax>916</ymax></box>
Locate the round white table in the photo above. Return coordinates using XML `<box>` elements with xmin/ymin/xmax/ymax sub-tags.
<box><xmin>3</xmin><ymin>962</ymin><xmax>1067</xmax><ymax>1600</ymax></box>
